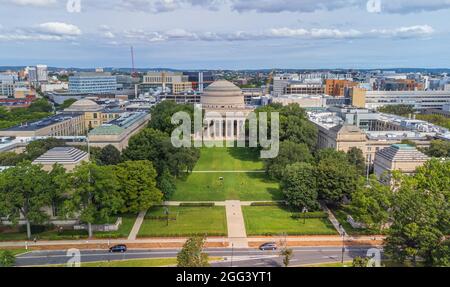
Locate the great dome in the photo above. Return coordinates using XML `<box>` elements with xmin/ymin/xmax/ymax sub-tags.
<box><xmin>65</xmin><ymin>99</ymin><xmax>103</xmax><ymax>112</ymax></box>
<box><xmin>201</xmin><ymin>80</ymin><xmax>245</xmax><ymax>109</ymax></box>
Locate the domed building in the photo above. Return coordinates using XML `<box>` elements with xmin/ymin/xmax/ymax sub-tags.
<box><xmin>64</xmin><ymin>99</ymin><xmax>103</xmax><ymax>112</ymax></box>
<box><xmin>64</xmin><ymin>98</ymin><xmax>122</xmax><ymax>131</ymax></box>
<box><xmin>199</xmin><ymin>80</ymin><xmax>254</xmax><ymax>140</ymax></box>
<box><xmin>201</xmin><ymin>80</ymin><xmax>245</xmax><ymax>110</ymax></box>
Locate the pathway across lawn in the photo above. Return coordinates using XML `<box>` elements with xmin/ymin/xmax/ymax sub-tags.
<box><xmin>137</xmin><ymin>206</ymin><xmax>228</xmax><ymax>238</ymax></box>
<box><xmin>243</xmin><ymin>206</ymin><xmax>338</xmax><ymax>236</ymax></box>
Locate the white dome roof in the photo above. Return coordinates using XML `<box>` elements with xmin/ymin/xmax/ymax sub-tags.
<box><xmin>201</xmin><ymin>80</ymin><xmax>244</xmax><ymax>108</ymax></box>
<box><xmin>66</xmin><ymin>99</ymin><xmax>102</xmax><ymax>112</ymax></box>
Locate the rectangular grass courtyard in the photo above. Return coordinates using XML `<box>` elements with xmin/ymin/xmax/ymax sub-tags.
<box><xmin>243</xmin><ymin>206</ymin><xmax>338</xmax><ymax>236</ymax></box>
<box><xmin>137</xmin><ymin>206</ymin><xmax>227</xmax><ymax>237</ymax></box>
<box><xmin>194</xmin><ymin>146</ymin><xmax>264</xmax><ymax>171</ymax></box>
<box><xmin>172</xmin><ymin>147</ymin><xmax>282</xmax><ymax>201</ymax></box>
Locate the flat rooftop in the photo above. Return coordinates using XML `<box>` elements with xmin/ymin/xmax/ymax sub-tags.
<box><xmin>2</xmin><ymin>112</ymin><xmax>83</xmax><ymax>132</ymax></box>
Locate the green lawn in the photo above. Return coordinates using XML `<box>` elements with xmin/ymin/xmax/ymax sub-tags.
<box><xmin>243</xmin><ymin>206</ymin><xmax>338</xmax><ymax>236</ymax></box>
<box><xmin>0</xmin><ymin>214</ymin><xmax>136</xmax><ymax>241</ymax></box>
<box><xmin>138</xmin><ymin>206</ymin><xmax>227</xmax><ymax>237</ymax></box>
<box><xmin>194</xmin><ymin>147</ymin><xmax>263</xmax><ymax>171</ymax></box>
<box><xmin>173</xmin><ymin>172</ymin><xmax>281</xmax><ymax>201</ymax></box>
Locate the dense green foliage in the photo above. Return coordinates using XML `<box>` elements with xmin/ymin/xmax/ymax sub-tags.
<box><xmin>379</xmin><ymin>160</ymin><xmax>449</xmax><ymax>267</ymax></box>
<box><xmin>377</xmin><ymin>105</ymin><xmax>415</xmax><ymax>116</ymax></box>
<box><xmin>315</xmin><ymin>149</ymin><xmax>359</xmax><ymax>203</ymax></box>
<box><xmin>0</xmin><ymin>106</ymin><xmax>51</xmax><ymax>130</ymax></box>
<box><xmin>64</xmin><ymin>162</ymin><xmax>123</xmax><ymax>237</ymax></box>
<box><xmin>264</xmin><ymin>141</ymin><xmax>313</xmax><ymax>180</ymax></box>
<box><xmin>347</xmin><ymin>147</ymin><xmax>366</xmax><ymax>175</ymax></box>
<box><xmin>177</xmin><ymin>236</ymin><xmax>210</xmax><ymax>267</ymax></box>
<box><xmin>280</xmin><ymin>163</ymin><xmax>319</xmax><ymax>211</ymax></box>
<box><xmin>347</xmin><ymin>176</ymin><xmax>392</xmax><ymax>233</ymax></box>
<box><xmin>148</xmin><ymin>101</ymin><xmax>195</xmax><ymax>135</ymax></box>
<box><xmin>424</xmin><ymin>140</ymin><xmax>450</xmax><ymax>158</ymax></box>
<box><xmin>253</xmin><ymin>103</ymin><xmax>318</xmax><ymax>150</ymax></box>
<box><xmin>123</xmin><ymin>128</ymin><xmax>199</xmax><ymax>177</ymax></box>
<box><xmin>98</xmin><ymin>145</ymin><xmax>122</xmax><ymax>166</ymax></box>
<box><xmin>0</xmin><ymin>250</ymin><xmax>15</xmax><ymax>267</ymax></box>
<box><xmin>0</xmin><ymin>161</ymin><xmax>55</xmax><ymax>239</ymax></box>
<box><xmin>115</xmin><ymin>161</ymin><xmax>163</xmax><ymax>213</ymax></box>
<box><xmin>416</xmin><ymin>114</ymin><xmax>450</xmax><ymax>130</ymax></box>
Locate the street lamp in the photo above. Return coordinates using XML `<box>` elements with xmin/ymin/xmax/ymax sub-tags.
<box><xmin>302</xmin><ymin>207</ymin><xmax>308</xmax><ymax>224</ymax></box>
<box><xmin>164</xmin><ymin>207</ymin><xmax>169</xmax><ymax>227</ymax></box>
<box><xmin>339</xmin><ymin>224</ymin><xmax>345</xmax><ymax>264</ymax></box>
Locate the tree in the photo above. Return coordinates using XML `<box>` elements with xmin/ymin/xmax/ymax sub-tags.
<box><xmin>316</xmin><ymin>152</ymin><xmax>359</xmax><ymax>204</ymax></box>
<box><xmin>123</xmin><ymin>128</ymin><xmax>199</xmax><ymax>177</ymax></box>
<box><xmin>347</xmin><ymin>176</ymin><xmax>392</xmax><ymax>233</ymax></box>
<box><xmin>48</xmin><ymin>164</ymin><xmax>70</xmax><ymax>218</ymax></box>
<box><xmin>352</xmin><ymin>256</ymin><xmax>370</xmax><ymax>267</ymax></box>
<box><xmin>280</xmin><ymin>248</ymin><xmax>293</xmax><ymax>267</ymax></box>
<box><xmin>377</xmin><ymin>105</ymin><xmax>415</xmax><ymax>116</ymax></box>
<box><xmin>425</xmin><ymin>140</ymin><xmax>450</xmax><ymax>158</ymax></box>
<box><xmin>65</xmin><ymin>163</ymin><xmax>123</xmax><ymax>238</ymax></box>
<box><xmin>98</xmin><ymin>145</ymin><xmax>122</xmax><ymax>166</ymax></box>
<box><xmin>264</xmin><ymin>141</ymin><xmax>313</xmax><ymax>180</ymax></box>
<box><xmin>280</xmin><ymin>163</ymin><xmax>319</xmax><ymax>211</ymax></box>
<box><xmin>28</xmin><ymin>99</ymin><xmax>53</xmax><ymax>113</ymax></box>
<box><xmin>347</xmin><ymin>147</ymin><xmax>366</xmax><ymax>175</ymax></box>
<box><xmin>115</xmin><ymin>161</ymin><xmax>163</xmax><ymax>213</ymax></box>
<box><xmin>177</xmin><ymin>236</ymin><xmax>210</xmax><ymax>267</ymax></box>
<box><xmin>0</xmin><ymin>152</ymin><xmax>27</xmax><ymax>166</ymax></box>
<box><xmin>0</xmin><ymin>161</ymin><xmax>52</xmax><ymax>239</ymax></box>
<box><xmin>157</xmin><ymin>169</ymin><xmax>177</xmax><ymax>200</ymax></box>
<box><xmin>148</xmin><ymin>101</ymin><xmax>195</xmax><ymax>135</ymax></box>
<box><xmin>0</xmin><ymin>250</ymin><xmax>15</xmax><ymax>267</ymax></box>
<box><xmin>253</xmin><ymin>104</ymin><xmax>318</xmax><ymax>150</ymax></box>
<box><xmin>384</xmin><ymin>160</ymin><xmax>449</xmax><ymax>267</ymax></box>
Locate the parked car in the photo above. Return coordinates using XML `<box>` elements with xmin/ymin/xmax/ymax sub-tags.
<box><xmin>109</xmin><ymin>244</ymin><xmax>127</xmax><ymax>253</ymax></box>
<box><xmin>259</xmin><ymin>242</ymin><xmax>278</xmax><ymax>251</ymax></box>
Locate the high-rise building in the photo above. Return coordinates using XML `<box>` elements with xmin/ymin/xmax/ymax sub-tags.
<box><xmin>141</xmin><ymin>71</ymin><xmax>193</xmax><ymax>94</ymax></box>
<box><xmin>36</xmin><ymin>65</ymin><xmax>48</xmax><ymax>83</ymax></box>
<box><xmin>69</xmin><ymin>72</ymin><xmax>117</xmax><ymax>94</ymax></box>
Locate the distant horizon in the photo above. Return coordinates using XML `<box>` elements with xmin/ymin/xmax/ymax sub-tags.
<box><xmin>1</xmin><ymin>66</ymin><xmax>450</xmax><ymax>72</ymax></box>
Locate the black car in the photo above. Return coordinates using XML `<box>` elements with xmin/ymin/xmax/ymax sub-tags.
<box><xmin>109</xmin><ymin>244</ymin><xmax>127</xmax><ymax>253</ymax></box>
<box><xmin>259</xmin><ymin>242</ymin><xmax>278</xmax><ymax>251</ymax></box>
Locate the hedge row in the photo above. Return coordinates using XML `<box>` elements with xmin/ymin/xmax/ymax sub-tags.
<box><xmin>250</xmin><ymin>202</ymin><xmax>286</xmax><ymax>207</ymax></box>
<box><xmin>179</xmin><ymin>203</ymin><xmax>215</xmax><ymax>207</ymax></box>
<box><xmin>291</xmin><ymin>212</ymin><xmax>328</xmax><ymax>219</ymax></box>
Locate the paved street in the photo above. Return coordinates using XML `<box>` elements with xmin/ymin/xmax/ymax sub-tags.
<box><xmin>15</xmin><ymin>246</ymin><xmax>382</xmax><ymax>267</ymax></box>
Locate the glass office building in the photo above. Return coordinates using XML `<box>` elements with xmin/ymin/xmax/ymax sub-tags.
<box><xmin>69</xmin><ymin>72</ymin><xmax>117</xmax><ymax>94</ymax></box>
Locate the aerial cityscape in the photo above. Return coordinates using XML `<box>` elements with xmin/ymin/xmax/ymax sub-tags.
<box><xmin>0</xmin><ymin>0</ymin><xmax>449</xmax><ymax>275</ymax></box>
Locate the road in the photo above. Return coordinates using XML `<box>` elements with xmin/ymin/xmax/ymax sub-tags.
<box><xmin>15</xmin><ymin>246</ymin><xmax>383</xmax><ymax>267</ymax></box>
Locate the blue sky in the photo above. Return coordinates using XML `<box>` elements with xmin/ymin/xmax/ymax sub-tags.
<box><xmin>0</xmin><ymin>0</ymin><xmax>449</xmax><ymax>69</ymax></box>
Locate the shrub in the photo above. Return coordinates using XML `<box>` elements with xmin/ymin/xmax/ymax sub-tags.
<box><xmin>291</xmin><ymin>212</ymin><xmax>328</xmax><ymax>219</ymax></box>
<box><xmin>250</xmin><ymin>202</ymin><xmax>286</xmax><ymax>207</ymax></box>
<box><xmin>179</xmin><ymin>203</ymin><xmax>215</xmax><ymax>207</ymax></box>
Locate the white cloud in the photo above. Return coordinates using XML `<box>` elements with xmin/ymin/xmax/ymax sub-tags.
<box><xmin>121</xmin><ymin>25</ymin><xmax>434</xmax><ymax>43</ymax></box>
<box><xmin>38</xmin><ymin>22</ymin><xmax>82</xmax><ymax>36</ymax></box>
<box><xmin>7</xmin><ymin>0</ymin><xmax>57</xmax><ymax>6</ymax></box>
<box><xmin>371</xmin><ymin>25</ymin><xmax>435</xmax><ymax>38</ymax></box>
<box><xmin>0</xmin><ymin>22</ymin><xmax>82</xmax><ymax>42</ymax></box>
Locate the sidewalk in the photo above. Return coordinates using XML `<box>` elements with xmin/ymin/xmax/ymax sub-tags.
<box><xmin>127</xmin><ymin>211</ymin><xmax>147</xmax><ymax>240</ymax></box>
<box><xmin>225</xmin><ymin>201</ymin><xmax>248</xmax><ymax>248</ymax></box>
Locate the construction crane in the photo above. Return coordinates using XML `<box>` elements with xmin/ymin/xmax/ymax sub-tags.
<box><xmin>130</xmin><ymin>46</ymin><xmax>138</xmax><ymax>78</ymax></box>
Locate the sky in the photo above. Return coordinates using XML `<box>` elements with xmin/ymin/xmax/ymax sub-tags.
<box><xmin>0</xmin><ymin>0</ymin><xmax>450</xmax><ymax>69</ymax></box>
